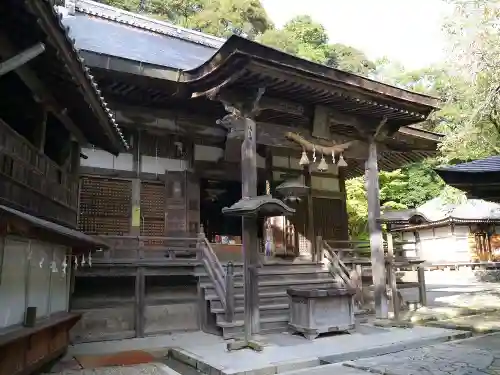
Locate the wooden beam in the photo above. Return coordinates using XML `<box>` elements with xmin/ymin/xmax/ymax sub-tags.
<box><xmin>0</xmin><ymin>34</ymin><xmax>87</xmax><ymax>144</ymax></box>
<box><xmin>202</xmin><ymin>88</ymin><xmax>305</xmax><ymax>117</ymax></box>
<box><xmin>0</xmin><ymin>42</ymin><xmax>45</xmax><ymax>77</ymax></box>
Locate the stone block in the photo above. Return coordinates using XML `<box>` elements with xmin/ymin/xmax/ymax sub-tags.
<box><xmin>287</xmin><ymin>287</ymin><xmax>355</xmax><ymax>340</ymax></box>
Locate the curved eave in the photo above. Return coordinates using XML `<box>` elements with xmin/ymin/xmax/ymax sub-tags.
<box><xmin>25</xmin><ymin>0</ymin><xmax>128</xmax><ymax>154</ymax></box>
<box><xmin>182</xmin><ymin>35</ymin><xmax>441</xmax><ymax>118</ymax></box>
<box><xmin>396</xmin><ymin>217</ymin><xmax>500</xmax><ymax>232</ymax></box>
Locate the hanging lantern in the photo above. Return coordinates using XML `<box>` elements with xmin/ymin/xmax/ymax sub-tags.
<box><xmin>317</xmin><ymin>155</ymin><xmax>328</xmax><ymax>172</ymax></box>
<box><xmin>337</xmin><ymin>153</ymin><xmax>348</xmax><ymax>167</ymax></box>
<box><xmin>275</xmin><ymin>176</ymin><xmax>309</xmax><ymax>203</ymax></box>
<box><xmin>299</xmin><ymin>150</ymin><xmax>310</xmax><ymax>166</ymax></box>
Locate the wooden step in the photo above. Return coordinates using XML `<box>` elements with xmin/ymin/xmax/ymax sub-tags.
<box><xmin>219</xmin><ymin>316</ymin><xmax>290</xmax><ymax>339</ymax></box>
<box><xmin>214</xmin><ymin>303</ymin><xmax>289</xmax><ymax>324</ymax></box>
<box><xmin>209</xmin><ymin>294</ymin><xmax>290</xmax><ymax>310</ymax></box>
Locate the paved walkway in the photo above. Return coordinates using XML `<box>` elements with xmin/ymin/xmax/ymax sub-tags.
<box><xmin>342</xmin><ymin>333</ymin><xmax>500</xmax><ymax>375</ymax></box>
<box><xmin>170</xmin><ymin>326</ymin><xmax>467</xmax><ymax>375</ymax></box>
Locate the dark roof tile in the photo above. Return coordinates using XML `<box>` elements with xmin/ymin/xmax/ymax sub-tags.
<box><xmin>437</xmin><ymin>155</ymin><xmax>500</xmax><ymax>173</ymax></box>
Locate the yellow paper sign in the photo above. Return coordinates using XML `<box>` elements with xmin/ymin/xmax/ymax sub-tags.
<box><xmin>132</xmin><ymin>205</ymin><xmax>141</xmax><ymax>227</ymax></box>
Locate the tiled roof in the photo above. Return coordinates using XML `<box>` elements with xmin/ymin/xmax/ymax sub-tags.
<box><xmin>60</xmin><ymin>0</ymin><xmax>222</xmax><ymax>69</ymax></box>
<box><xmin>437</xmin><ymin>155</ymin><xmax>500</xmax><ymax>173</ymax></box>
<box><xmin>41</xmin><ymin>0</ymin><xmax>129</xmax><ymax>151</ymax></box>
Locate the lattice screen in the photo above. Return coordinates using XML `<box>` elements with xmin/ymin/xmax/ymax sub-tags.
<box><xmin>79</xmin><ymin>177</ymin><xmax>132</xmax><ymax>235</ymax></box>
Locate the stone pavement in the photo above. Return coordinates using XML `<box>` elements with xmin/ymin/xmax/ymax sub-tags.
<box><xmin>45</xmin><ymin>363</ymin><xmax>180</xmax><ymax>375</ymax></box>
<box><xmin>340</xmin><ymin>333</ymin><xmax>500</xmax><ymax>375</ymax></box>
<box><xmin>170</xmin><ymin>325</ymin><xmax>468</xmax><ymax>375</ymax></box>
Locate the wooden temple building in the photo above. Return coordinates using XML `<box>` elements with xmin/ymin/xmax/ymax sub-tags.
<box><xmin>0</xmin><ymin>0</ymin><xmax>128</xmax><ymax>374</ymax></box>
<box><xmin>60</xmin><ymin>0</ymin><xmax>442</xmax><ymax>341</ymax></box>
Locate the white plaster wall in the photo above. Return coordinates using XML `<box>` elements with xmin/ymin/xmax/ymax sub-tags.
<box><xmin>50</xmin><ymin>246</ymin><xmax>69</xmax><ymax>313</ymax></box>
<box><xmin>81</xmin><ymin>147</ymin><xmax>133</xmax><ymax>171</ymax></box>
<box><xmin>0</xmin><ymin>237</ymin><xmax>28</xmax><ymax>328</ymax></box>
<box><xmin>28</xmin><ymin>242</ymin><xmax>51</xmax><ymax>318</ymax></box>
<box><xmin>194</xmin><ymin>145</ymin><xmax>223</xmax><ymax>162</ymax></box>
<box><xmin>401</xmin><ymin>232</ymin><xmax>417</xmax><ymax>258</ymax></box>
<box><xmin>418</xmin><ymin>226</ymin><xmax>470</xmax><ymax>264</ymax></box>
<box><xmin>0</xmin><ymin>238</ymin><xmax>70</xmax><ymax>329</ymax></box>
<box><xmin>140</xmin><ymin>156</ymin><xmax>188</xmax><ymax>173</ymax></box>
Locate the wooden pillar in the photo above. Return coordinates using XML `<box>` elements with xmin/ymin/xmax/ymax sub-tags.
<box><xmin>386</xmin><ymin>231</ymin><xmax>399</xmax><ymax>320</ymax></box>
<box><xmin>414</xmin><ymin>231</ymin><xmax>427</xmax><ymax>306</ymax></box>
<box><xmin>264</xmin><ymin>148</ymin><xmax>274</xmax><ymax>257</ymax></box>
<box><xmin>304</xmin><ymin>166</ymin><xmax>315</xmax><ymax>261</ymax></box>
<box><xmin>365</xmin><ymin>140</ymin><xmax>389</xmax><ymax>319</ymax></box>
<box><xmin>135</xmin><ymin>266</ymin><xmax>145</xmax><ymax>337</ymax></box>
<box><xmin>33</xmin><ymin>109</ymin><xmax>47</xmax><ymax>153</ymax></box>
<box><xmin>131</xmin><ymin>130</ymin><xmax>141</xmax><ymax>236</ymax></box>
<box><xmin>241</xmin><ymin>117</ymin><xmax>260</xmax><ymax>336</ymax></box>
<box><xmin>69</xmin><ymin>139</ymin><xmax>80</xmax><ymax>176</ymax></box>
<box><xmin>338</xmin><ymin>166</ymin><xmax>349</xmax><ymax>240</ymax></box>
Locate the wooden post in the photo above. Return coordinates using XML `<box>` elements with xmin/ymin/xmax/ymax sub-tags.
<box><xmin>135</xmin><ymin>266</ymin><xmax>145</xmax><ymax>337</ymax></box>
<box><xmin>241</xmin><ymin>117</ymin><xmax>260</xmax><ymax>337</ymax></box>
<box><xmin>315</xmin><ymin>235</ymin><xmax>323</xmax><ymax>264</ymax></box>
<box><xmin>304</xmin><ymin>166</ymin><xmax>315</xmax><ymax>261</ymax></box>
<box><xmin>264</xmin><ymin>149</ymin><xmax>274</xmax><ymax>258</ymax></box>
<box><xmin>414</xmin><ymin>231</ymin><xmax>427</xmax><ymax>306</ymax></box>
<box><xmin>386</xmin><ymin>231</ymin><xmax>400</xmax><ymax>320</ymax></box>
<box><xmin>131</xmin><ymin>130</ymin><xmax>141</xmax><ymax>236</ymax></box>
<box><xmin>365</xmin><ymin>140</ymin><xmax>389</xmax><ymax>319</ymax></box>
<box><xmin>33</xmin><ymin>110</ymin><xmax>47</xmax><ymax>153</ymax></box>
<box><xmin>225</xmin><ymin>262</ymin><xmax>235</xmax><ymax>323</ymax></box>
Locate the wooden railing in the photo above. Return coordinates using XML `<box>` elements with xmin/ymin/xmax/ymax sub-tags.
<box><xmin>318</xmin><ymin>235</ymin><xmax>425</xmax><ymax>319</ymax></box>
<box><xmin>0</xmin><ymin>118</ymin><xmax>78</xmax><ymax>225</ymax></box>
<box><xmin>197</xmin><ymin>228</ymin><xmax>235</xmax><ymax>322</ymax></box>
<box><xmin>92</xmin><ymin>235</ymin><xmax>200</xmax><ymax>263</ymax></box>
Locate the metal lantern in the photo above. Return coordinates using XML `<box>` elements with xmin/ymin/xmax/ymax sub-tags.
<box><xmin>275</xmin><ymin>177</ymin><xmax>310</xmax><ymax>203</ymax></box>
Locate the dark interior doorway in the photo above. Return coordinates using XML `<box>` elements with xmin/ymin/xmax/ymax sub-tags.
<box><xmin>200</xmin><ymin>178</ymin><xmax>265</xmax><ymax>242</ymax></box>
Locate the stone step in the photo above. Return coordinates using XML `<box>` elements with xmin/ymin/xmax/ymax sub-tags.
<box><xmin>220</xmin><ymin>316</ymin><xmax>289</xmax><ymax>339</ymax></box>
<box><xmin>214</xmin><ymin>303</ymin><xmax>289</xmax><ymax>324</ymax></box>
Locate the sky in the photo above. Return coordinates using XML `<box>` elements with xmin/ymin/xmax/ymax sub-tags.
<box><xmin>261</xmin><ymin>0</ymin><xmax>453</xmax><ymax>70</ymax></box>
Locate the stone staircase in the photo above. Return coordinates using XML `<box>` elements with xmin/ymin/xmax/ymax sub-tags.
<box><xmin>197</xmin><ymin>261</ymin><xmax>338</xmax><ymax>339</ymax></box>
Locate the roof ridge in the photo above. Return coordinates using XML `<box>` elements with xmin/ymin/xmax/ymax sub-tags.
<box><xmin>71</xmin><ymin>0</ymin><xmax>224</xmax><ymax>49</ymax></box>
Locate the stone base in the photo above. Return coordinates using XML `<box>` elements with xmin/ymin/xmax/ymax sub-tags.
<box><xmin>289</xmin><ymin>322</ymin><xmax>355</xmax><ymax>340</ymax></box>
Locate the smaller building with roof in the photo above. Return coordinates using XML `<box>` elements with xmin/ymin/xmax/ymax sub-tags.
<box><xmin>380</xmin><ymin>198</ymin><xmax>500</xmax><ymax>266</ymax></box>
